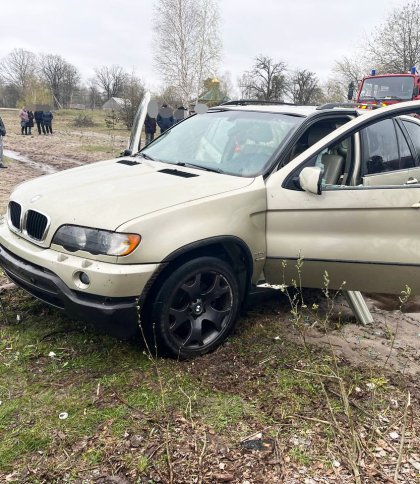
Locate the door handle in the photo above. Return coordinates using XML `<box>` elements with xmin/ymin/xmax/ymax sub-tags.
<box><xmin>411</xmin><ymin>202</ymin><xmax>420</xmax><ymax>208</ymax></box>
<box><xmin>406</xmin><ymin>177</ymin><xmax>419</xmax><ymax>185</ymax></box>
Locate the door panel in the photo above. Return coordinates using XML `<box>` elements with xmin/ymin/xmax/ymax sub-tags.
<box><xmin>264</xmin><ymin>100</ymin><xmax>420</xmax><ymax>295</ymax></box>
<box><xmin>264</xmin><ymin>185</ymin><xmax>420</xmax><ymax>294</ymax></box>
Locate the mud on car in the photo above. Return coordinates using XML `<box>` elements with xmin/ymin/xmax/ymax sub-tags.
<box><xmin>2</xmin><ymin>97</ymin><xmax>420</xmax><ymax>358</ymax></box>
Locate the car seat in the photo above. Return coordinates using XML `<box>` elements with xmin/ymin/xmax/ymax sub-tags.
<box><xmin>321</xmin><ymin>154</ymin><xmax>345</xmax><ymax>185</ymax></box>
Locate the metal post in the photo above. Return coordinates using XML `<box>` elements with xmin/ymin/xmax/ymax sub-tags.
<box><xmin>344</xmin><ymin>290</ymin><xmax>374</xmax><ymax>326</ymax></box>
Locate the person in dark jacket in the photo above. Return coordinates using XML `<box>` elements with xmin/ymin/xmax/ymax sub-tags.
<box><xmin>156</xmin><ymin>104</ymin><xmax>174</xmax><ymax>134</ymax></box>
<box><xmin>144</xmin><ymin>114</ymin><xmax>157</xmax><ymax>145</ymax></box>
<box><xmin>27</xmin><ymin>110</ymin><xmax>34</xmax><ymax>135</ymax></box>
<box><xmin>42</xmin><ymin>110</ymin><xmax>53</xmax><ymax>134</ymax></box>
<box><xmin>0</xmin><ymin>116</ymin><xmax>6</xmax><ymax>168</ymax></box>
<box><xmin>173</xmin><ymin>106</ymin><xmax>187</xmax><ymax>124</ymax></box>
<box><xmin>34</xmin><ymin>110</ymin><xmax>46</xmax><ymax>135</ymax></box>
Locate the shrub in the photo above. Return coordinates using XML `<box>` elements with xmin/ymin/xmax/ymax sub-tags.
<box><xmin>73</xmin><ymin>114</ymin><xmax>96</xmax><ymax>127</ymax></box>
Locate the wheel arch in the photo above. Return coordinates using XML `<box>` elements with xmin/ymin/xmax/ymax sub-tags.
<box><xmin>139</xmin><ymin>236</ymin><xmax>253</xmax><ymax>316</ymax></box>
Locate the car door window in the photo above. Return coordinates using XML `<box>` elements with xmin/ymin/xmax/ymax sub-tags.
<box><xmin>402</xmin><ymin>120</ymin><xmax>420</xmax><ymax>158</ymax></box>
<box><xmin>396</xmin><ymin>124</ymin><xmax>416</xmax><ymax>169</ymax></box>
<box><xmin>285</xmin><ymin>136</ymin><xmax>353</xmax><ymax>191</ymax></box>
<box><xmin>362</xmin><ymin>119</ymin><xmax>400</xmax><ymax>175</ymax></box>
<box><xmin>361</xmin><ymin>118</ymin><xmax>418</xmax><ymax>186</ymax></box>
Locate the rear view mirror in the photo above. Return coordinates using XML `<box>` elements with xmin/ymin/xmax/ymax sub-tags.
<box><xmin>299</xmin><ymin>166</ymin><xmax>322</xmax><ymax>195</ymax></box>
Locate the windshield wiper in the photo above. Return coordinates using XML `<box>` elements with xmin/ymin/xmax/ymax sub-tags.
<box><xmin>137</xmin><ymin>152</ymin><xmax>155</xmax><ymax>161</ymax></box>
<box><xmin>175</xmin><ymin>161</ymin><xmax>223</xmax><ymax>174</ymax></box>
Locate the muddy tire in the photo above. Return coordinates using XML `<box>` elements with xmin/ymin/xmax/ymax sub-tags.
<box><xmin>150</xmin><ymin>257</ymin><xmax>240</xmax><ymax>358</ymax></box>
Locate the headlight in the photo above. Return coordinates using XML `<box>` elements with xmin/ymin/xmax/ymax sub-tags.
<box><xmin>52</xmin><ymin>225</ymin><xmax>141</xmax><ymax>256</ymax></box>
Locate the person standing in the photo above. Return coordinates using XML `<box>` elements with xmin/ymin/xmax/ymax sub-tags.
<box><xmin>156</xmin><ymin>104</ymin><xmax>174</xmax><ymax>134</ymax></box>
<box><xmin>42</xmin><ymin>110</ymin><xmax>53</xmax><ymax>134</ymax></box>
<box><xmin>144</xmin><ymin>114</ymin><xmax>157</xmax><ymax>145</ymax></box>
<box><xmin>173</xmin><ymin>106</ymin><xmax>187</xmax><ymax>124</ymax></box>
<box><xmin>34</xmin><ymin>110</ymin><xmax>45</xmax><ymax>134</ymax></box>
<box><xmin>19</xmin><ymin>107</ymin><xmax>29</xmax><ymax>135</ymax></box>
<box><xmin>27</xmin><ymin>110</ymin><xmax>34</xmax><ymax>135</ymax></box>
<box><xmin>0</xmin><ymin>116</ymin><xmax>6</xmax><ymax>168</ymax></box>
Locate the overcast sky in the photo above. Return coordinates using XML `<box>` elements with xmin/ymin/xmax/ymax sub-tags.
<box><xmin>0</xmin><ymin>0</ymin><xmax>411</xmax><ymax>93</ymax></box>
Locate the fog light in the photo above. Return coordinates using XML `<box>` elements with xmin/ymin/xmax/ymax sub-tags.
<box><xmin>79</xmin><ymin>272</ymin><xmax>90</xmax><ymax>285</ymax></box>
<box><xmin>73</xmin><ymin>270</ymin><xmax>90</xmax><ymax>289</ymax></box>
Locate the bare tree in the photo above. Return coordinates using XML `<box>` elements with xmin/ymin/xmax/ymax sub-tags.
<box><xmin>94</xmin><ymin>65</ymin><xmax>128</xmax><ymax>100</ymax></box>
<box><xmin>217</xmin><ymin>71</ymin><xmax>234</xmax><ymax>99</ymax></box>
<box><xmin>39</xmin><ymin>54</ymin><xmax>80</xmax><ymax>108</ymax></box>
<box><xmin>366</xmin><ymin>1</ymin><xmax>420</xmax><ymax>73</ymax></box>
<box><xmin>0</xmin><ymin>48</ymin><xmax>37</xmax><ymax>94</ymax></box>
<box><xmin>60</xmin><ymin>64</ymin><xmax>81</xmax><ymax>107</ymax></box>
<box><xmin>154</xmin><ymin>85</ymin><xmax>182</xmax><ymax>108</ymax></box>
<box><xmin>239</xmin><ymin>55</ymin><xmax>287</xmax><ymax>100</ymax></box>
<box><xmin>286</xmin><ymin>69</ymin><xmax>323</xmax><ymax>105</ymax></box>
<box><xmin>86</xmin><ymin>78</ymin><xmax>103</xmax><ymax>109</ymax></box>
<box><xmin>331</xmin><ymin>55</ymin><xmax>369</xmax><ymax>100</ymax></box>
<box><xmin>321</xmin><ymin>79</ymin><xmax>348</xmax><ymax>103</ymax></box>
<box><xmin>119</xmin><ymin>74</ymin><xmax>145</xmax><ymax>128</ymax></box>
<box><xmin>153</xmin><ymin>0</ymin><xmax>222</xmax><ymax>107</ymax></box>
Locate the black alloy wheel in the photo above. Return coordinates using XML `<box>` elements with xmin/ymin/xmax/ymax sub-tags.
<box><xmin>151</xmin><ymin>257</ymin><xmax>240</xmax><ymax>358</ymax></box>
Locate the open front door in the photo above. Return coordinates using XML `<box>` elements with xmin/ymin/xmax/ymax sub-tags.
<box><xmin>125</xmin><ymin>91</ymin><xmax>151</xmax><ymax>156</ymax></box>
<box><xmin>264</xmin><ymin>100</ymin><xmax>420</xmax><ymax>295</ymax></box>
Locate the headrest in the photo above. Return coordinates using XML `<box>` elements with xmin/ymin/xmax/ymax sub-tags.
<box><xmin>307</xmin><ymin>125</ymin><xmax>334</xmax><ymax>146</ymax></box>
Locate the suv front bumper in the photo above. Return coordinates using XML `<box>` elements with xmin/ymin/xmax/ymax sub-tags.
<box><xmin>0</xmin><ymin>227</ymin><xmax>159</xmax><ymax>338</ymax></box>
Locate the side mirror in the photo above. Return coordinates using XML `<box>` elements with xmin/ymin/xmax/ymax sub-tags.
<box><xmin>121</xmin><ymin>149</ymin><xmax>132</xmax><ymax>157</ymax></box>
<box><xmin>413</xmin><ymin>85</ymin><xmax>419</xmax><ymax>97</ymax></box>
<box><xmin>347</xmin><ymin>81</ymin><xmax>355</xmax><ymax>101</ymax></box>
<box><xmin>299</xmin><ymin>166</ymin><xmax>322</xmax><ymax>195</ymax></box>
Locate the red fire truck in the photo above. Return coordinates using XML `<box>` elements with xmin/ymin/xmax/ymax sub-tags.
<box><xmin>350</xmin><ymin>67</ymin><xmax>420</xmax><ymax>106</ymax></box>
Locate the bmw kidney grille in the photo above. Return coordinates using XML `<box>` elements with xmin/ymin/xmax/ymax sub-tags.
<box><xmin>7</xmin><ymin>201</ymin><xmax>49</xmax><ymax>242</ymax></box>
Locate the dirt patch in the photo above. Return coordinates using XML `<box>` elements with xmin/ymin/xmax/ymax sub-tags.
<box><xmin>283</xmin><ymin>289</ymin><xmax>420</xmax><ymax>378</ymax></box>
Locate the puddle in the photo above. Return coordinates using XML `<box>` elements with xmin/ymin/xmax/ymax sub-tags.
<box><xmin>4</xmin><ymin>149</ymin><xmax>57</xmax><ymax>175</ymax></box>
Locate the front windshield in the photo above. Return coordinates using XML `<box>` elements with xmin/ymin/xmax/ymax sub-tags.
<box><xmin>359</xmin><ymin>76</ymin><xmax>414</xmax><ymax>101</ymax></box>
<box><xmin>140</xmin><ymin>110</ymin><xmax>302</xmax><ymax>177</ymax></box>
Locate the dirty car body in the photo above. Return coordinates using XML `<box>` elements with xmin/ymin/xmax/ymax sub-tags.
<box><xmin>2</xmin><ymin>99</ymin><xmax>420</xmax><ymax>358</ymax></box>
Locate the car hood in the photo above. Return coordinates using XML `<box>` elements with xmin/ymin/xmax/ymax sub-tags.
<box><xmin>11</xmin><ymin>158</ymin><xmax>255</xmax><ymax>233</ymax></box>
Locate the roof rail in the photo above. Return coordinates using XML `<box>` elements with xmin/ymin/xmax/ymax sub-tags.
<box><xmin>220</xmin><ymin>99</ymin><xmax>296</xmax><ymax>106</ymax></box>
<box><xmin>317</xmin><ymin>102</ymin><xmax>381</xmax><ymax>110</ymax></box>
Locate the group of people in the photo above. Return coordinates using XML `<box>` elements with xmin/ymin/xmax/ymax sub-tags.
<box><xmin>19</xmin><ymin>107</ymin><xmax>53</xmax><ymax>135</ymax></box>
<box><xmin>144</xmin><ymin>104</ymin><xmax>187</xmax><ymax>145</ymax></box>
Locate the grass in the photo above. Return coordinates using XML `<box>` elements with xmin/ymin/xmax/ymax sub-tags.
<box><xmin>0</xmin><ymin>107</ymin><xmax>131</xmax><ymax>139</ymax></box>
<box><xmin>80</xmin><ymin>144</ymin><xmax>119</xmax><ymax>154</ymax></box>
<box><xmin>0</xmin><ymin>283</ymin><xmax>418</xmax><ymax>482</ymax></box>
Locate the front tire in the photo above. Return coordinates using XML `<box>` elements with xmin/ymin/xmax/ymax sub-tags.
<box><xmin>150</xmin><ymin>257</ymin><xmax>240</xmax><ymax>358</ymax></box>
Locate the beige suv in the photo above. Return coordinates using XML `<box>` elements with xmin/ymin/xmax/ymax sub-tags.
<box><xmin>1</xmin><ymin>98</ymin><xmax>420</xmax><ymax>358</ymax></box>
